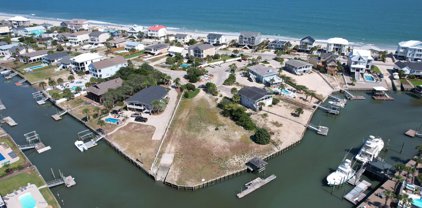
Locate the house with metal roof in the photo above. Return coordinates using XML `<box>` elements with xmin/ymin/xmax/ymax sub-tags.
<box><xmin>175</xmin><ymin>33</ymin><xmax>191</xmax><ymax>43</ymax></box>
<box><xmin>207</xmin><ymin>33</ymin><xmax>226</xmax><ymax>45</ymax></box>
<box><xmin>0</xmin><ymin>43</ymin><xmax>34</xmax><ymax>57</ymax></box>
<box><xmin>60</xmin><ymin>19</ymin><xmax>88</xmax><ymax>31</ymax></box>
<box><xmin>248</xmin><ymin>64</ymin><xmax>282</xmax><ymax>86</ymax></box>
<box><xmin>395</xmin><ymin>61</ymin><xmax>422</xmax><ymax>77</ymax></box>
<box><xmin>124</xmin><ymin>41</ymin><xmax>144</xmax><ymax>51</ymax></box>
<box><xmin>347</xmin><ymin>49</ymin><xmax>373</xmax><ymax>75</ymax></box>
<box><xmin>268</xmin><ymin>40</ymin><xmax>287</xmax><ymax>50</ymax></box>
<box><xmin>238</xmin><ymin>87</ymin><xmax>273</xmax><ymax>111</ymax></box>
<box><xmin>299</xmin><ymin>36</ymin><xmax>315</xmax><ymax>52</ymax></box>
<box><xmin>89</xmin><ymin>31</ymin><xmax>110</xmax><ymax>45</ymax></box>
<box><xmin>86</xmin><ymin>78</ymin><xmax>123</xmax><ymax>103</ymax></box>
<box><xmin>147</xmin><ymin>25</ymin><xmax>167</xmax><ymax>38</ymax></box>
<box><xmin>238</xmin><ymin>32</ymin><xmax>262</xmax><ymax>48</ymax></box>
<box><xmin>71</xmin><ymin>53</ymin><xmax>103</xmax><ymax>72</ymax></box>
<box><xmin>326</xmin><ymin>37</ymin><xmax>349</xmax><ymax>55</ymax></box>
<box><xmin>145</xmin><ymin>43</ymin><xmax>169</xmax><ymax>55</ymax></box>
<box><xmin>395</xmin><ymin>40</ymin><xmax>422</xmax><ymax>62</ymax></box>
<box><xmin>89</xmin><ymin>56</ymin><xmax>127</xmax><ymax>79</ymax></box>
<box><xmin>284</xmin><ymin>59</ymin><xmax>313</xmax><ymax>75</ymax></box>
<box><xmin>188</xmin><ymin>44</ymin><xmax>215</xmax><ymax>58</ymax></box>
<box><xmin>42</xmin><ymin>52</ymin><xmax>70</xmax><ymax>65</ymax></box>
<box><xmin>125</xmin><ymin>86</ymin><xmax>169</xmax><ymax>112</ymax></box>
<box><xmin>19</xmin><ymin>50</ymin><xmax>48</xmax><ymax>63</ymax></box>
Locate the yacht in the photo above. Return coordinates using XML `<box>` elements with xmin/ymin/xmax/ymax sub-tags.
<box><xmin>355</xmin><ymin>135</ymin><xmax>384</xmax><ymax>164</ymax></box>
<box><xmin>326</xmin><ymin>159</ymin><xmax>355</xmax><ymax>186</ymax></box>
<box><xmin>74</xmin><ymin>140</ymin><xmax>87</xmax><ymax>152</ymax></box>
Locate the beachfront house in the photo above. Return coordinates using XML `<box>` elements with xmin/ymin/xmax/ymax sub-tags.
<box><xmin>0</xmin><ymin>26</ymin><xmax>10</xmax><ymax>35</ymax></box>
<box><xmin>65</xmin><ymin>31</ymin><xmax>90</xmax><ymax>46</ymax></box>
<box><xmin>14</xmin><ymin>26</ymin><xmax>46</xmax><ymax>37</ymax></box>
<box><xmin>268</xmin><ymin>40</ymin><xmax>287</xmax><ymax>50</ymax></box>
<box><xmin>284</xmin><ymin>59</ymin><xmax>313</xmax><ymax>75</ymax></box>
<box><xmin>238</xmin><ymin>32</ymin><xmax>262</xmax><ymax>48</ymax></box>
<box><xmin>147</xmin><ymin>25</ymin><xmax>167</xmax><ymax>39</ymax></box>
<box><xmin>0</xmin><ymin>43</ymin><xmax>34</xmax><ymax>57</ymax></box>
<box><xmin>89</xmin><ymin>56</ymin><xmax>127</xmax><ymax>79</ymax></box>
<box><xmin>127</xmin><ymin>25</ymin><xmax>145</xmax><ymax>37</ymax></box>
<box><xmin>248</xmin><ymin>64</ymin><xmax>282</xmax><ymax>86</ymax></box>
<box><xmin>207</xmin><ymin>33</ymin><xmax>226</xmax><ymax>45</ymax></box>
<box><xmin>299</xmin><ymin>36</ymin><xmax>315</xmax><ymax>52</ymax></box>
<box><xmin>168</xmin><ymin>46</ymin><xmax>186</xmax><ymax>57</ymax></box>
<box><xmin>326</xmin><ymin>37</ymin><xmax>349</xmax><ymax>55</ymax></box>
<box><xmin>42</xmin><ymin>52</ymin><xmax>69</xmax><ymax>65</ymax></box>
<box><xmin>125</xmin><ymin>86</ymin><xmax>169</xmax><ymax>112</ymax></box>
<box><xmin>395</xmin><ymin>61</ymin><xmax>422</xmax><ymax>77</ymax></box>
<box><xmin>188</xmin><ymin>44</ymin><xmax>216</xmax><ymax>58</ymax></box>
<box><xmin>87</xmin><ymin>78</ymin><xmax>123</xmax><ymax>103</ymax></box>
<box><xmin>238</xmin><ymin>87</ymin><xmax>273</xmax><ymax>111</ymax></box>
<box><xmin>70</xmin><ymin>53</ymin><xmax>103</xmax><ymax>72</ymax></box>
<box><xmin>124</xmin><ymin>41</ymin><xmax>145</xmax><ymax>51</ymax></box>
<box><xmin>347</xmin><ymin>49</ymin><xmax>373</xmax><ymax>75</ymax></box>
<box><xmin>145</xmin><ymin>43</ymin><xmax>169</xmax><ymax>55</ymax></box>
<box><xmin>395</xmin><ymin>40</ymin><xmax>422</xmax><ymax>62</ymax></box>
<box><xmin>108</xmin><ymin>37</ymin><xmax>126</xmax><ymax>48</ymax></box>
<box><xmin>175</xmin><ymin>34</ymin><xmax>191</xmax><ymax>43</ymax></box>
<box><xmin>8</xmin><ymin>16</ymin><xmax>30</xmax><ymax>28</ymax></box>
<box><xmin>89</xmin><ymin>31</ymin><xmax>110</xmax><ymax>45</ymax></box>
<box><xmin>60</xmin><ymin>19</ymin><xmax>89</xmax><ymax>31</ymax></box>
<box><xmin>19</xmin><ymin>50</ymin><xmax>48</xmax><ymax>63</ymax></box>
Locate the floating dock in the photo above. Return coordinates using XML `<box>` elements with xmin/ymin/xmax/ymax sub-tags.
<box><xmin>32</xmin><ymin>91</ymin><xmax>48</xmax><ymax>105</ymax></box>
<box><xmin>5</xmin><ymin>72</ymin><xmax>18</xmax><ymax>80</ymax></box>
<box><xmin>341</xmin><ymin>89</ymin><xmax>366</xmax><ymax>100</ymax></box>
<box><xmin>405</xmin><ymin>129</ymin><xmax>422</xmax><ymax>138</ymax></box>
<box><xmin>237</xmin><ymin>175</ymin><xmax>276</xmax><ymax>198</ymax></box>
<box><xmin>308</xmin><ymin>124</ymin><xmax>329</xmax><ymax>136</ymax></box>
<box><xmin>2</xmin><ymin>116</ymin><xmax>17</xmax><ymax>126</ymax></box>
<box><xmin>344</xmin><ymin>180</ymin><xmax>371</xmax><ymax>205</ymax></box>
<box><xmin>47</xmin><ymin>170</ymin><xmax>76</xmax><ymax>188</ymax></box>
<box><xmin>52</xmin><ymin>110</ymin><xmax>68</xmax><ymax>120</ymax></box>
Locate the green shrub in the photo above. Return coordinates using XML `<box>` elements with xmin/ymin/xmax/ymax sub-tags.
<box><xmin>251</xmin><ymin>128</ymin><xmax>271</xmax><ymax>145</ymax></box>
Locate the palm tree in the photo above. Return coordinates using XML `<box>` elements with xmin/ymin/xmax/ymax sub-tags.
<box><xmin>416</xmin><ymin>145</ymin><xmax>422</xmax><ymax>157</ymax></box>
<box><xmin>97</xmin><ymin>119</ymin><xmax>105</xmax><ymax>128</ymax></box>
<box><xmin>38</xmin><ymin>81</ymin><xmax>47</xmax><ymax>90</ymax></box>
<box><xmin>57</xmin><ymin>78</ymin><xmax>64</xmax><ymax>86</ymax></box>
<box><xmin>174</xmin><ymin>78</ymin><xmax>181</xmax><ymax>88</ymax></box>
<box><xmin>383</xmin><ymin>189</ymin><xmax>394</xmax><ymax>208</ymax></box>
<box><xmin>82</xmin><ymin>108</ymin><xmax>90</xmax><ymax>120</ymax></box>
<box><xmin>48</xmin><ymin>79</ymin><xmax>56</xmax><ymax>89</ymax></box>
<box><xmin>68</xmin><ymin>75</ymin><xmax>75</xmax><ymax>82</ymax></box>
<box><xmin>151</xmin><ymin>100</ymin><xmax>163</xmax><ymax>113</ymax></box>
<box><xmin>295</xmin><ymin>108</ymin><xmax>304</xmax><ymax>117</ymax></box>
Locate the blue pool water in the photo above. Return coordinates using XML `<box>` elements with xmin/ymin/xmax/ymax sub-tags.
<box><xmin>19</xmin><ymin>193</ymin><xmax>36</xmax><ymax>208</ymax></box>
<box><xmin>413</xmin><ymin>198</ymin><xmax>422</xmax><ymax>208</ymax></box>
<box><xmin>105</xmin><ymin>118</ymin><xmax>120</xmax><ymax>124</ymax></box>
<box><xmin>364</xmin><ymin>74</ymin><xmax>375</xmax><ymax>82</ymax></box>
<box><xmin>0</xmin><ymin>153</ymin><xmax>5</xmax><ymax>161</ymax></box>
<box><xmin>180</xmin><ymin>63</ymin><xmax>191</xmax><ymax>68</ymax></box>
<box><xmin>25</xmin><ymin>65</ymin><xmax>45</xmax><ymax>72</ymax></box>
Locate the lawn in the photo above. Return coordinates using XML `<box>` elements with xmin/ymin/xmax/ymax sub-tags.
<box><xmin>409</xmin><ymin>79</ymin><xmax>422</xmax><ymax>86</ymax></box>
<box><xmin>0</xmin><ymin>136</ymin><xmax>30</xmax><ymax>177</ymax></box>
<box><xmin>371</xmin><ymin>65</ymin><xmax>381</xmax><ymax>74</ymax></box>
<box><xmin>123</xmin><ymin>51</ymin><xmax>145</xmax><ymax>59</ymax></box>
<box><xmin>16</xmin><ymin>63</ymin><xmax>69</xmax><ymax>84</ymax></box>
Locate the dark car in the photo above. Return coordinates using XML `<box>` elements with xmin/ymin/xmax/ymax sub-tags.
<box><xmin>131</xmin><ymin>113</ymin><xmax>141</xmax><ymax>118</ymax></box>
<box><xmin>96</xmin><ymin>128</ymin><xmax>105</xmax><ymax>135</ymax></box>
<box><xmin>135</xmin><ymin>116</ymin><xmax>148</xmax><ymax>123</ymax></box>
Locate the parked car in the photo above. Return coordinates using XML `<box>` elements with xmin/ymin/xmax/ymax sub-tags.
<box><xmin>135</xmin><ymin>116</ymin><xmax>148</xmax><ymax>123</ymax></box>
<box><xmin>131</xmin><ymin>113</ymin><xmax>141</xmax><ymax>118</ymax></box>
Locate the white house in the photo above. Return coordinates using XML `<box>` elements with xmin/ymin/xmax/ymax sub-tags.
<box><xmin>66</xmin><ymin>31</ymin><xmax>90</xmax><ymax>46</ymax></box>
<box><xmin>60</xmin><ymin>19</ymin><xmax>88</xmax><ymax>31</ymax></box>
<box><xmin>124</xmin><ymin>41</ymin><xmax>145</xmax><ymax>51</ymax></box>
<box><xmin>0</xmin><ymin>43</ymin><xmax>33</xmax><ymax>57</ymax></box>
<box><xmin>175</xmin><ymin>34</ymin><xmax>191</xmax><ymax>43</ymax></box>
<box><xmin>15</xmin><ymin>26</ymin><xmax>46</xmax><ymax>37</ymax></box>
<box><xmin>146</xmin><ymin>25</ymin><xmax>167</xmax><ymax>38</ymax></box>
<box><xmin>284</xmin><ymin>59</ymin><xmax>313</xmax><ymax>75</ymax></box>
<box><xmin>89</xmin><ymin>56</ymin><xmax>127</xmax><ymax>78</ymax></box>
<box><xmin>207</xmin><ymin>33</ymin><xmax>226</xmax><ymax>45</ymax></box>
<box><xmin>395</xmin><ymin>40</ymin><xmax>422</xmax><ymax>62</ymax></box>
<box><xmin>71</xmin><ymin>53</ymin><xmax>103</xmax><ymax>72</ymax></box>
<box><xmin>347</xmin><ymin>49</ymin><xmax>373</xmax><ymax>75</ymax></box>
<box><xmin>145</xmin><ymin>43</ymin><xmax>169</xmax><ymax>55</ymax></box>
<box><xmin>127</xmin><ymin>25</ymin><xmax>145</xmax><ymax>37</ymax></box>
<box><xmin>0</xmin><ymin>26</ymin><xmax>10</xmax><ymax>35</ymax></box>
<box><xmin>238</xmin><ymin>32</ymin><xmax>262</xmax><ymax>48</ymax></box>
<box><xmin>326</xmin><ymin>37</ymin><xmax>349</xmax><ymax>55</ymax></box>
<box><xmin>268</xmin><ymin>40</ymin><xmax>287</xmax><ymax>50</ymax></box>
<box><xmin>89</xmin><ymin>31</ymin><xmax>110</xmax><ymax>45</ymax></box>
<box><xmin>248</xmin><ymin>65</ymin><xmax>283</xmax><ymax>86</ymax></box>
<box><xmin>168</xmin><ymin>46</ymin><xmax>186</xmax><ymax>57</ymax></box>
<box><xmin>8</xmin><ymin>16</ymin><xmax>30</xmax><ymax>28</ymax></box>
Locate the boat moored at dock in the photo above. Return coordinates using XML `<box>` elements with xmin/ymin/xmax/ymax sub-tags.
<box><xmin>326</xmin><ymin>159</ymin><xmax>356</xmax><ymax>186</ymax></box>
<box><xmin>355</xmin><ymin>135</ymin><xmax>384</xmax><ymax>164</ymax></box>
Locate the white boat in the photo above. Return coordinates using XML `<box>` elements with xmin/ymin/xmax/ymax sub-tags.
<box><xmin>326</xmin><ymin>159</ymin><xmax>355</xmax><ymax>186</ymax></box>
<box><xmin>0</xmin><ymin>70</ymin><xmax>11</xmax><ymax>75</ymax></box>
<box><xmin>74</xmin><ymin>140</ymin><xmax>86</xmax><ymax>152</ymax></box>
<box><xmin>355</xmin><ymin>135</ymin><xmax>384</xmax><ymax>164</ymax></box>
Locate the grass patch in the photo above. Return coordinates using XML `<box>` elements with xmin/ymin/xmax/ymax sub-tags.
<box><xmin>124</xmin><ymin>51</ymin><xmax>144</xmax><ymax>59</ymax></box>
<box><xmin>0</xmin><ymin>169</ymin><xmax>44</xmax><ymax>195</ymax></box>
<box><xmin>183</xmin><ymin>88</ymin><xmax>200</xmax><ymax>99</ymax></box>
<box><xmin>40</xmin><ymin>188</ymin><xmax>60</xmax><ymax>208</ymax></box>
<box><xmin>371</xmin><ymin>65</ymin><xmax>381</xmax><ymax>74</ymax></box>
<box><xmin>409</xmin><ymin>79</ymin><xmax>422</xmax><ymax>86</ymax></box>
<box><xmin>0</xmin><ymin>136</ymin><xmax>29</xmax><ymax>177</ymax></box>
<box><xmin>16</xmin><ymin>63</ymin><xmax>69</xmax><ymax>83</ymax></box>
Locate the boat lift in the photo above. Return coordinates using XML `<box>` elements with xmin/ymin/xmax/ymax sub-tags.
<box><xmin>314</xmin><ymin>104</ymin><xmax>340</xmax><ymax>115</ymax></box>
<box><xmin>32</xmin><ymin>91</ymin><xmax>49</xmax><ymax>105</ymax></box>
<box><xmin>75</xmin><ymin>130</ymin><xmax>105</xmax><ymax>152</ymax></box>
<box><xmin>18</xmin><ymin>131</ymin><xmax>51</xmax><ymax>153</ymax></box>
<box><xmin>47</xmin><ymin>169</ymin><xmax>76</xmax><ymax>188</ymax></box>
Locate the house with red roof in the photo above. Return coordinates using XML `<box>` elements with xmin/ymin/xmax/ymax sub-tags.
<box><xmin>147</xmin><ymin>25</ymin><xmax>167</xmax><ymax>39</ymax></box>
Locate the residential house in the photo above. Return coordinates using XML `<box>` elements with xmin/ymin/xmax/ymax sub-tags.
<box><xmin>20</xmin><ymin>26</ymin><xmax>46</xmax><ymax>37</ymax></box>
<box><xmin>175</xmin><ymin>33</ymin><xmax>191</xmax><ymax>43</ymax></box>
<box><xmin>124</xmin><ymin>41</ymin><xmax>144</xmax><ymax>51</ymax></box>
<box><xmin>188</xmin><ymin>44</ymin><xmax>216</xmax><ymax>58</ymax></box>
<box><xmin>207</xmin><ymin>33</ymin><xmax>226</xmax><ymax>45</ymax></box>
<box><xmin>168</xmin><ymin>46</ymin><xmax>186</xmax><ymax>57</ymax></box>
<box><xmin>326</xmin><ymin>37</ymin><xmax>349</xmax><ymax>55</ymax></box>
<box><xmin>125</xmin><ymin>86</ymin><xmax>169</xmax><ymax>112</ymax></box>
<box><xmin>268</xmin><ymin>40</ymin><xmax>287</xmax><ymax>50</ymax></box>
<box><xmin>395</xmin><ymin>40</ymin><xmax>422</xmax><ymax>62</ymax></box>
<box><xmin>42</xmin><ymin>52</ymin><xmax>69</xmax><ymax>65</ymax></box>
<box><xmin>89</xmin><ymin>31</ymin><xmax>110</xmax><ymax>45</ymax></box>
<box><xmin>87</xmin><ymin>78</ymin><xmax>123</xmax><ymax>103</ymax></box>
<box><xmin>89</xmin><ymin>56</ymin><xmax>127</xmax><ymax>78</ymax></box>
<box><xmin>70</xmin><ymin>53</ymin><xmax>103</xmax><ymax>72</ymax></box>
<box><xmin>19</xmin><ymin>50</ymin><xmax>48</xmax><ymax>63</ymax></box>
<box><xmin>238</xmin><ymin>87</ymin><xmax>273</xmax><ymax>111</ymax></box>
<box><xmin>395</xmin><ymin>61</ymin><xmax>422</xmax><ymax>77</ymax></box>
<box><xmin>0</xmin><ymin>26</ymin><xmax>10</xmax><ymax>35</ymax></box>
<box><xmin>8</xmin><ymin>16</ymin><xmax>30</xmax><ymax>28</ymax></box>
<box><xmin>147</xmin><ymin>25</ymin><xmax>167</xmax><ymax>39</ymax></box>
<box><xmin>238</xmin><ymin>32</ymin><xmax>262</xmax><ymax>48</ymax></box>
<box><xmin>108</xmin><ymin>37</ymin><xmax>126</xmax><ymax>48</ymax></box>
<box><xmin>127</xmin><ymin>25</ymin><xmax>145</xmax><ymax>37</ymax></box>
<box><xmin>145</xmin><ymin>43</ymin><xmax>169</xmax><ymax>55</ymax></box>
<box><xmin>65</xmin><ymin>31</ymin><xmax>90</xmax><ymax>46</ymax></box>
<box><xmin>60</xmin><ymin>19</ymin><xmax>88</xmax><ymax>31</ymax></box>
<box><xmin>347</xmin><ymin>49</ymin><xmax>373</xmax><ymax>76</ymax></box>
<box><xmin>0</xmin><ymin>43</ymin><xmax>34</xmax><ymax>57</ymax></box>
<box><xmin>299</xmin><ymin>36</ymin><xmax>315</xmax><ymax>52</ymax></box>
<box><xmin>285</xmin><ymin>59</ymin><xmax>313</xmax><ymax>75</ymax></box>
<box><xmin>248</xmin><ymin>64</ymin><xmax>282</xmax><ymax>86</ymax></box>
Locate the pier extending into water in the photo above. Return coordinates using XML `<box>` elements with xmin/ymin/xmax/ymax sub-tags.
<box><xmin>341</xmin><ymin>89</ymin><xmax>366</xmax><ymax>100</ymax></box>
<box><xmin>32</xmin><ymin>91</ymin><xmax>48</xmax><ymax>105</ymax></box>
<box><xmin>314</xmin><ymin>104</ymin><xmax>340</xmax><ymax>115</ymax></box>
<box><xmin>237</xmin><ymin>175</ymin><xmax>277</xmax><ymax>198</ymax></box>
<box><xmin>307</xmin><ymin>124</ymin><xmax>329</xmax><ymax>136</ymax></box>
<box><xmin>344</xmin><ymin>180</ymin><xmax>371</xmax><ymax>205</ymax></box>
<box><xmin>47</xmin><ymin>169</ymin><xmax>76</xmax><ymax>188</ymax></box>
<box><xmin>18</xmin><ymin>131</ymin><xmax>51</xmax><ymax>154</ymax></box>
<box><xmin>2</xmin><ymin>116</ymin><xmax>17</xmax><ymax>126</ymax></box>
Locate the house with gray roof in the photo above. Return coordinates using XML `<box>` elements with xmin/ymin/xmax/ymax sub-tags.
<box><xmin>188</xmin><ymin>44</ymin><xmax>216</xmax><ymax>58</ymax></box>
<box><xmin>89</xmin><ymin>31</ymin><xmax>110</xmax><ymax>45</ymax></box>
<box><xmin>299</xmin><ymin>36</ymin><xmax>315</xmax><ymax>52</ymax></box>
<box><xmin>108</xmin><ymin>37</ymin><xmax>126</xmax><ymax>48</ymax></box>
<box><xmin>395</xmin><ymin>61</ymin><xmax>422</xmax><ymax>77</ymax></box>
<box><xmin>0</xmin><ymin>43</ymin><xmax>34</xmax><ymax>57</ymax></box>
<box><xmin>145</xmin><ymin>43</ymin><xmax>169</xmax><ymax>55</ymax></box>
<box><xmin>125</xmin><ymin>86</ymin><xmax>169</xmax><ymax>112</ymax></box>
<box><xmin>207</xmin><ymin>33</ymin><xmax>226</xmax><ymax>45</ymax></box>
<box><xmin>42</xmin><ymin>52</ymin><xmax>69</xmax><ymax>65</ymax></box>
<box><xmin>89</xmin><ymin>56</ymin><xmax>127</xmax><ymax>79</ymax></box>
<box><xmin>284</xmin><ymin>59</ymin><xmax>313</xmax><ymax>75</ymax></box>
<box><xmin>238</xmin><ymin>32</ymin><xmax>262</xmax><ymax>48</ymax></box>
<box><xmin>175</xmin><ymin>33</ymin><xmax>191</xmax><ymax>43</ymax></box>
<box><xmin>248</xmin><ymin>64</ymin><xmax>282</xmax><ymax>86</ymax></box>
<box><xmin>19</xmin><ymin>50</ymin><xmax>48</xmax><ymax>63</ymax></box>
<box><xmin>238</xmin><ymin>87</ymin><xmax>273</xmax><ymax>111</ymax></box>
<box><xmin>87</xmin><ymin>78</ymin><xmax>123</xmax><ymax>103</ymax></box>
<box><xmin>268</xmin><ymin>40</ymin><xmax>287</xmax><ymax>50</ymax></box>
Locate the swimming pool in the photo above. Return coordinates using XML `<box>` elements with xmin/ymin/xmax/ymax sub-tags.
<box><xmin>19</xmin><ymin>193</ymin><xmax>36</xmax><ymax>208</ymax></box>
<box><xmin>413</xmin><ymin>198</ymin><xmax>422</xmax><ymax>208</ymax></box>
<box><xmin>0</xmin><ymin>153</ymin><xmax>5</xmax><ymax>161</ymax></box>
<box><xmin>280</xmin><ymin>89</ymin><xmax>296</xmax><ymax>98</ymax></box>
<box><xmin>105</xmin><ymin>118</ymin><xmax>120</xmax><ymax>125</ymax></box>
<box><xmin>364</xmin><ymin>74</ymin><xmax>376</xmax><ymax>82</ymax></box>
<box><xmin>180</xmin><ymin>63</ymin><xmax>191</xmax><ymax>68</ymax></box>
<box><xmin>25</xmin><ymin>64</ymin><xmax>46</xmax><ymax>72</ymax></box>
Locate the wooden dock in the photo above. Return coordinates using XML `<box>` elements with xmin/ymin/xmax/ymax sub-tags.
<box><xmin>372</xmin><ymin>95</ymin><xmax>394</xmax><ymax>101</ymax></box>
<box><xmin>344</xmin><ymin>180</ymin><xmax>371</xmax><ymax>205</ymax></box>
<box><xmin>308</xmin><ymin>124</ymin><xmax>329</xmax><ymax>136</ymax></box>
<box><xmin>405</xmin><ymin>129</ymin><xmax>422</xmax><ymax>138</ymax></box>
<box><xmin>2</xmin><ymin>116</ymin><xmax>17</xmax><ymax>126</ymax></box>
<box><xmin>237</xmin><ymin>175</ymin><xmax>276</xmax><ymax>198</ymax></box>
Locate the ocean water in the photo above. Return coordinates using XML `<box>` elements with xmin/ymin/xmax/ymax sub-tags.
<box><xmin>1</xmin><ymin>0</ymin><xmax>422</xmax><ymax>48</ymax></box>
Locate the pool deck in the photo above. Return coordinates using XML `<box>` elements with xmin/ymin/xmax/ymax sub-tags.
<box><xmin>0</xmin><ymin>143</ymin><xmax>20</xmax><ymax>168</ymax></box>
<box><xmin>3</xmin><ymin>184</ymin><xmax>49</xmax><ymax>208</ymax></box>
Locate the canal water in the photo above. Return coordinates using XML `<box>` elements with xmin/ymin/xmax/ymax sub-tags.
<box><xmin>1</xmin><ymin>76</ymin><xmax>421</xmax><ymax>208</ymax></box>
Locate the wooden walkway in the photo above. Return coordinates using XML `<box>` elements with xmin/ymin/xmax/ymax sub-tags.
<box><xmin>237</xmin><ymin>175</ymin><xmax>276</xmax><ymax>198</ymax></box>
<box><xmin>344</xmin><ymin>180</ymin><xmax>371</xmax><ymax>205</ymax></box>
